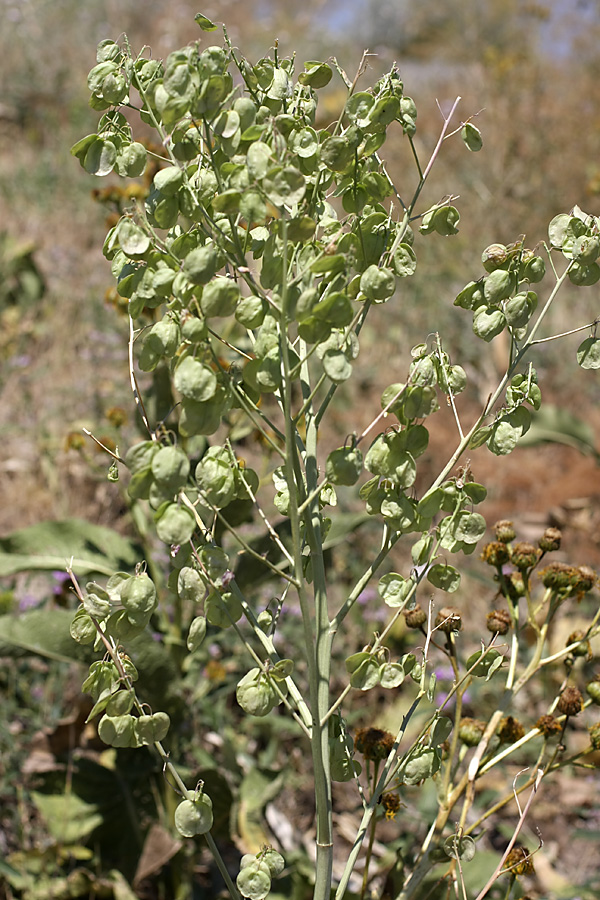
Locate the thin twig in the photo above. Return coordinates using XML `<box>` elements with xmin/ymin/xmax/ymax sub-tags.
<box><xmin>472</xmin><ymin>769</ymin><xmax>543</xmax><ymax>900</ymax></box>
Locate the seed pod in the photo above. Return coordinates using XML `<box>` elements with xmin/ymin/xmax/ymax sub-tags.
<box><xmin>236</xmin><ymin>862</ymin><xmax>272</xmax><ymax>900</ymax></box>
<box><xmin>105</xmin><ymin>689</ymin><xmax>135</xmax><ymax>716</ymax></box>
<box><xmin>134</xmin><ymin>711</ymin><xmax>170</xmax><ymax>745</ymax></box>
<box><xmin>472</xmin><ymin>306</ymin><xmax>506</xmax><ymax>342</ymax></box>
<box><xmin>481</xmin><ymin>243</ymin><xmax>508</xmax><ymax>272</ymax></box>
<box><xmin>70</xmin><ymin>608</ymin><xmax>97</xmax><ymax>644</ymax></box>
<box><xmin>183</xmin><ymin>245</ymin><xmax>220</xmax><ymax>284</ymax></box>
<box><xmin>151</xmin><ymin>445</ymin><xmax>190</xmax><ymax>492</ymax></box>
<box><xmin>204</xmin><ymin>591</ymin><xmax>243</xmax><ymax>628</ymax></box>
<box><xmin>98</xmin><ymin>713</ymin><xmax>136</xmax><ymax>748</ymax></box>
<box><xmin>522</xmin><ymin>255</ymin><xmax>545</xmax><ymax>283</ymax></box>
<box><xmin>360</xmin><ymin>265</ymin><xmax>396</xmax><ymax>302</ymax></box>
<box><xmin>200</xmin><ymin>276</ymin><xmax>240</xmax><ymax>317</ymax></box>
<box><xmin>177</xmin><ymin>567</ymin><xmax>204</xmax><ymax>603</ymax></box>
<box><xmin>484</xmin><ymin>269</ymin><xmax>512</xmax><ymax>304</ymax></box>
<box><xmin>174</xmin><ymin>793</ymin><xmax>213</xmax><ymax>837</ymax></box>
<box><xmin>462</xmin><ymin>122</ymin><xmax>483</xmax><ymax>152</ymax></box>
<box><xmin>325</xmin><ymin>445</ymin><xmax>363</xmax><ymax>486</ymax></box>
<box><xmin>504</xmin><ymin>292</ymin><xmax>532</xmax><ymax>328</ymax></box>
<box><xmin>236</xmin><ymin>667</ymin><xmax>279</xmax><ymax>716</ymax></box>
<box><xmin>187</xmin><ymin>616</ymin><xmax>207</xmax><ymax>651</ymax></box>
<box><xmin>121</xmin><ymin>573</ymin><xmax>157</xmax><ymax>626</ymax></box>
<box><xmin>181</xmin><ymin>314</ymin><xmax>207</xmax><ymax>343</ymax></box>
<box><xmin>259</xmin><ymin>849</ymin><xmax>285</xmax><ymax>877</ymax></box>
<box><xmin>572</xmin><ymin>235</ymin><xmax>600</xmax><ymax>266</ymax></box>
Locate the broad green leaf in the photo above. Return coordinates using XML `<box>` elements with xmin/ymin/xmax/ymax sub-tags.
<box><xmin>0</xmin><ymin>518</ymin><xmax>139</xmax><ymax>577</ymax></box>
<box><xmin>466</xmin><ymin>648</ymin><xmax>503</xmax><ymax>677</ymax></box>
<box><xmin>31</xmin><ymin>792</ymin><xmax>103</xmax><ymax>844</ymax></box>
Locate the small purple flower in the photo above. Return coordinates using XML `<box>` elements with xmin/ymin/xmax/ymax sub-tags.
<box><xmin>18</xmin><ymin>594</ymin><xmax>39</xmax><ymax>612</ymax></box>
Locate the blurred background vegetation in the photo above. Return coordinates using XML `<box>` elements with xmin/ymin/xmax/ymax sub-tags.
<box><xmin>2</xmin><ymin>1</ymin><xmax>600</xmax><ymax>898</ymax></box>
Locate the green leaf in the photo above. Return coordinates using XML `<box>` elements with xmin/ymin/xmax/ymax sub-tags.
<box><xmin>0</xmin><ymin>518</ymin><xmax>139</xmax><ymax>577</ymax></box>
<box><xmin>466</xmin><ymin>648</ymin><xmax>503</xmax><ymax>677</ymax></box>
<box><xmin>31</xmin><ymin>792</ymin><xmax>103</xmax><ymax>844</ymax></box>
<box><xmin>431</xmin><ymin>717</ymin><xmax>453</xmax><ymax>746</ymax></box>
<box><xmin>195</xmin><ymin>12</ymin><xmax>218</xmax><ymax>30</ymax></box>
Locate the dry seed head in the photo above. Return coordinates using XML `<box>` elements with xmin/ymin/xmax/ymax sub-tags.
<box><xmin>510</xmin><ymin>542</ymin><xmax>540</xmax><ymax>570</ymax></box>
<box><xmin>355</xmin><ymin>727</ymin><xmax>395</xmax><ymax>761</ymax></box>
<box><xmin>557</xmin><ymin>685</ymin><xmax>584</xmax><ymax>717</ymax></box>
<box><xmin>494</xmin><ymin>519</ymin><xmax>516</xmax><ymax>543</ymax></box>
<box><xmin>497</xmin><ymin>715</ymin><xmax>525</xmax><ymax>744</ymax></box>
<box><xmin>435</xmin><ymin>606</ymin><xmax>462</xmax><ymax>634</ymax></box>
<box><xmin>486</xmin><ymin>608</ymin><xmax>511</xmax><ymax>635</ymax></box>
<box><xmin>538</xmin><ymin>527</ymin><xmax>562</xmax><ymax>552</ymax></box>
<box><xmin>505</xmin><ymin>845</ymin><xmax>534</xmax><ymax>876</ymax></box>
<box><xmin>536</xmin><ymin>714</ymin><xmax>562</xmax><ymax>737</ymax></box>
<box><xmin>481</xmin><ymin>541</ymin><xmax>510</xmax><ymax>567</ymax></box>
<box><xmin>404</xmin><ymin>605</ymin><xmax>427</xmax><ymax>629</ymax></box>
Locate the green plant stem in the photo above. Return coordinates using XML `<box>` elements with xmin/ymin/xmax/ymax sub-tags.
<box><xmin>278</xmin><ymin>220</ymin><xmax>333</xmax><ymax>900</ymax></box>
